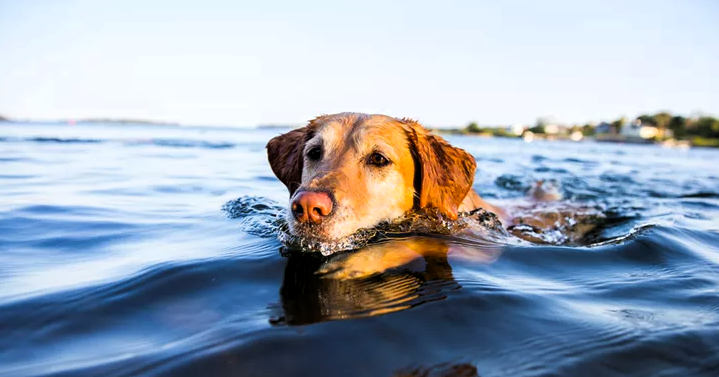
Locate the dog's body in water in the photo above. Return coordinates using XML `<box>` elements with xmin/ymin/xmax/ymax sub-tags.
<box><xmin>266</xmin><ymin>112</ymin><xmax>598</xmax><ymax>276</ymax></box>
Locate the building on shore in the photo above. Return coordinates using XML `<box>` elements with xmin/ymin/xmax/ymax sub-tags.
<box><xmin>621</xmin><ymin>119</ymin><xmax>660</xmax><ymax>139</ymax></box>
<box><xmin>595</xmin><ymin>119</ymin><xmax>672</xmax><ymax>144</ymax></box>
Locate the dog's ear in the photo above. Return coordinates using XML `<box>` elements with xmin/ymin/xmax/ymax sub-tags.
<box><xmin>266</xmin><ymin>126</ymin><xmax>312</xmax><ymax>196</ymax></box>
<box><xmin>404</xmin><ymin>121</ymin><xmax>477</xmax><ymax>219</ymax></box>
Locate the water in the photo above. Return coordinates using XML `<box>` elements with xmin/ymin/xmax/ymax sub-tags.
<box><xmin>1</xmin><ymin>122</ymin><xmax>719</xmax><ymax>377</ymax></box>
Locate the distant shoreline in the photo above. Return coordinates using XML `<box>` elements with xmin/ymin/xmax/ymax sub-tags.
<box><xmin>0</xmin><ymin>118</ymin><xmax>180</xmax><ymax>126</ymax></box>
<box><xmin>0</xmin><ymin>117</ymin><xmax>303</xmax><ymax>129</ymax></box>
<box><xmin>433</xmin><ymin>129</ymin><xmax>718</xmax><ymax>149</ymax></box>
<box><xmin>3</xmin><ymin>113</ymin><xmax>718</xmax><ymax>148</ymax></box>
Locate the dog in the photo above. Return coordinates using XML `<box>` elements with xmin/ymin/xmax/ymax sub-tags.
<box><xmin>266</xmin><ymin>112</ymin><xmax>510</xmax><ymax>246</ymax></box>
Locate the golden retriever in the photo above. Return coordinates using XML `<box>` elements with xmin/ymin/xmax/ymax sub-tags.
<box><xmin>266</xmin><ymin>112</ymin><xmax>508</xmax><ymax>245</ymax></box>
<box><xmin>266</xmin><ymin>112</ymin><xmax>602</xmax><ymax>279</ymax></box>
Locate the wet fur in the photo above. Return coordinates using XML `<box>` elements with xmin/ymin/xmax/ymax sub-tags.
<box><xmin>267</xmin><ymin>113</ymin><xmax>496</xmax><ymax>242</ymax></box>
<box><xmin>266</xmin><ymin>112</ymin><xmax>600</xmax><ymax>277</ymax></box>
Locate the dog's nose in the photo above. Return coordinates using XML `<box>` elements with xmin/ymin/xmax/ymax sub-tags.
<box><xmin>291</xmin><ymin>191</ymin><xmax>333</xmax><ymax>224</ymax></box>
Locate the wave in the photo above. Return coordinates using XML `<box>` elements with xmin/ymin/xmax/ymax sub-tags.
<box><xmin>222</xmin><ymin>195</ymin><xmax>641</xmax><ymax>255</ymax></box>
<box><xmin>223</xmin><ymin>196</ymin><xmax>511</xmax><ymax>256</ymax></box>
<box><xmin>7</xmin><ymin>137</ymin><xmax>103</xmax><ymax>144</ymax></box>
<box><xmin>0</xmin><ymin>136</ymin><xmax>253</xmax><ymax>150</ymax></box>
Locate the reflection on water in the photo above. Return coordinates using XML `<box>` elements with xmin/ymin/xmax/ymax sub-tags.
<box><xmin>1</xmin><ymin>123</ymin><xmax>719</xmax><ymax>377</ymax></box>
<box><xmin>392</xmin><ymin>362</ymin><xmax>479</xmax><ymax>377</ymax></box>
<box><xmin>273</xmin><ymin>237</ymin><xmax>497</xmax><ymax>325</ymax></box>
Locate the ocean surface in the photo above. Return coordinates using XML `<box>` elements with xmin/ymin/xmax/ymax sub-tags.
<box><xmin>1</xmin><ymin>122</ymin><xmax>719</xmax><ymax>377</ymax></box>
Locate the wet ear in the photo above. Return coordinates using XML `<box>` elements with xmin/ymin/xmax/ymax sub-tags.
<box><xmin>406</xmin><ymin>124</ymin><xmax>477</xmax><ymax>219</ymax></box>
<box><xmin>266</xmin><ymin>126</ymin><xmax>311</xmax><ymax>196</ymax></box>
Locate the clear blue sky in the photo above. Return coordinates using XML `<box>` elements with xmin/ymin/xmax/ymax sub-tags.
<box><xmin>1</xmin><ymin>0</ymin><xmax>717</xmax><ymax>127</ymax></box>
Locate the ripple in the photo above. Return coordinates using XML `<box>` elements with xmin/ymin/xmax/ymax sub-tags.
<box><xmin>3</xmin><ymin>126</ymin><xmax>719</xmax><ymax>377</ymax></box>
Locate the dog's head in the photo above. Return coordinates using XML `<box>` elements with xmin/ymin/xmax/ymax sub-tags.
<box><xmin>266</xmin><ymin>113</ymin><xmax>476</xmax><ymax>242</ymax></box>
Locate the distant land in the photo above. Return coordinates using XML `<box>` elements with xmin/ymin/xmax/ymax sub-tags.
<box><xmin>73</xmin><ymin>118</ymin><xmax>181</xmax><ymax>126</ymax></box>
<box><xmin>0</xmin><ymin>115</ymin><xmax>299</xmax><ymax>129</ymax></box>
<box><xmin>436</xmin><ymin>111</ymin><xmax>719</xmax><ymax>148</ymax></box>
<box><xmin>0</xmin><ymin>116</ymin><xmax>180</xmax><ymax>126</ymax></box>
<box><xmin>2</xmin><ymin>112</ymin><xmax>717</xmax><ymax>148</ymax></box>
<box><xmin>256</xmin><ymin>124</ymin><xmax>301</xmax><ymax>129</ymax></box>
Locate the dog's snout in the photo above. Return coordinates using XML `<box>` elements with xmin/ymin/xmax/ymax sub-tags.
<box><xmin>291</xmin><ymin>191</ymin><xmax>333</xmax><ymax>224</ymax></box>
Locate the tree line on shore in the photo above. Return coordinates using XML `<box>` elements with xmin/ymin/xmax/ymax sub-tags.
<box><xmin>457</xmin><ymin>111</ymin><xmax>719</xmax><ymax>147</ymax></box>
<box><xmin>4</xmin><ymin>112</ymin><xmax>718</xmax><ymax>146</ymax></box>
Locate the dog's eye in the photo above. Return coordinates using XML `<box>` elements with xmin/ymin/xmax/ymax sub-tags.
<box><xmin>368</xmin><ymin>152</ymin><xmax>390</xmax><ymax>167</ymax></box>
<box><xmin>306</xmin><ymin>147</ymin><xmax>322</xmax><ymax>161</ymax></box>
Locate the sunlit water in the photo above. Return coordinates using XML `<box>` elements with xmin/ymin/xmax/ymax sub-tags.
<box><xmin>1</xmin><ymin>122</ymin><xmax>719</xmax><ymax>377</ymax></box>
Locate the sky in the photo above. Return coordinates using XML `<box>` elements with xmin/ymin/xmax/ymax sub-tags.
<box><xmin>0</xmin><ymin>0</ymin><xmax>718</xmax><ymax>127</ymax></box>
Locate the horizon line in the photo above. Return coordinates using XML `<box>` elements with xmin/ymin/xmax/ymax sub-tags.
<box><xmin>2</xmin><ymin>110</ymin><xmax>718</xmax><ymax>129</ymax></box>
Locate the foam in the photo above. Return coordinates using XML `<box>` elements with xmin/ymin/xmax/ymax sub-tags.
<box><xmin>223</xmin><ymin>196</ymin><xmax>609</xmax><ymax>255</ymax></box>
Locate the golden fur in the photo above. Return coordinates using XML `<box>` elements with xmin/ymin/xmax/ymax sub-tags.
<box><xmin>266</xmin><ymin>113</ymin><xmax>601</xmax><ymax>280</ymax></box>
<box><xmin>267</xmin><ymin>112</ymin><xmax>507</xmax><ymax>242</ymax></box>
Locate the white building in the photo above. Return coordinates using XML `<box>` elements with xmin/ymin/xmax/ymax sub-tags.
<box><xmin>544</xmin><ymin>124</ymin><xmax>560</xmax><ymax>134</ymax></box>
<box><xmin>621</xmin><ymin>119</ymin><xmax>658</xmax><ymax>139</ymax></box>
<box><xmin>510</xmin><ymin>124</ymin><xmax>527</xmax><ymax>135</ymax></box>
<box><xmin>502</xmin><ymin>124</ymin><xmax>528</xmax><ymax>135</ymax></box>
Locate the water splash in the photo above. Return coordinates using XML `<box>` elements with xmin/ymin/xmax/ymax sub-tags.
<box><xmin>506</xmin><ymin>202</ymin><xmax>607</xmax><ymax>246</ymax></box>
<box><xmin>221</xmin><ymin>196</ymin><xmax>285</xmax><ymax>238</ymax></box>
<box><xmin>277</xmin><ymin>208</ymin><xmax>509</xmax><ymax>256</ymax></box>
<box><xmin>222</xmin><ymin>196</ymin><xmax>615</xmax><ymax>254</ymax></box>
<box><xmin>223</xmin><ymin>197</ymin><xmax>510</xmax><ymax>256</ymax></box>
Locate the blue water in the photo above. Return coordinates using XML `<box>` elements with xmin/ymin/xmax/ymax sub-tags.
<box><xmin>1</xmin><ymin>122</ymin><xmax>719</xmax><ymax>377</ymax></box>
